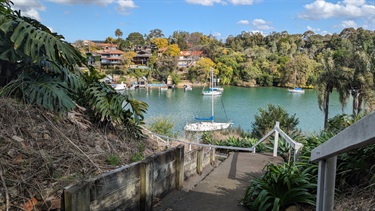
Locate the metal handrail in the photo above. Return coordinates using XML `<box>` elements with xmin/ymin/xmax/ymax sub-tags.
<box><xmin>143</xmin><ymin>122</ymin><xmax>303</xmax><ymax>160</ymax></box>
<box><xmin>310</xmin><ymin>112</ymin><xmax>375</xmax><ymax>211</ymax></box>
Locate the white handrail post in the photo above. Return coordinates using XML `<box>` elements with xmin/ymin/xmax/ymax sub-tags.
<box><xmin>316</xmin><ymin>156</ymin><xmax>337</xmax><ymax>211</ymax></box>
<box><xmin>188</xmin><ymin>143</ymin><xmax>192</xmax><ymax>151</ymax></box>
<box><xmin>273</xmin><ymin>122</ymin><xmax>280</xmax><ymax>157</ymax></box>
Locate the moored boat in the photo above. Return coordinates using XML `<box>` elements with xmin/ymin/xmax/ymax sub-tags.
<box><xmin>288</xmin><ymin>87</ymin><xmax>305</xmax><ymax>93</ymax></box>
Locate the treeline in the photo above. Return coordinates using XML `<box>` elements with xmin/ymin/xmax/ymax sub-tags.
<box><xmin>82</xmin><ymin>28</ymin><xmax>374</xmax><ymax>90</ymax></box>
<box><xmin>88</xmin><ymin>28</ymin><xmax>375</xmax><ymax>126</ymax></box>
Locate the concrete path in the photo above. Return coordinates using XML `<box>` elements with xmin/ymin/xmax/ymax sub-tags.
<box><xmin>153</xmin><ymin>152</ymin><xmax>283</xmax><ymax>211</ymax></box>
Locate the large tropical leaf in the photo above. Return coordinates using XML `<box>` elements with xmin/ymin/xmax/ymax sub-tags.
<box><xmin>0</xmin><ymin>13</ymin><xmax>83</xmax><ymax>67</ymax></box>
<box><xmin>0</xmin><ymin>71</ymin><xmax>76</xmax><ymax>112</ymax></box>
<box><xmin>84</xmin><ymin>82</ymin><xmax>148</xmax><ymax>125</ymax></box>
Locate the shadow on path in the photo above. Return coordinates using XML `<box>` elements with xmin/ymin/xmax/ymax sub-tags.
<box><xmin>153</xmin><ymin>152</ymin><xmax>283</xmax><ymax>211</ymax></box>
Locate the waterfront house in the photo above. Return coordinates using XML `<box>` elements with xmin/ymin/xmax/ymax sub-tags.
<box><xmin>99</xmin><ymin>49</ymin><xmax>125</xmax><ymax>67</ymax></box>
<box><xmin>177</xmin><ymin>51</ymin><xmax>203</xmax><ymax>68</ymax></box>
<box><xmin>132</xmin><ymin>46</ymin><xmax>152</xmax><ymax>65</ymax></box>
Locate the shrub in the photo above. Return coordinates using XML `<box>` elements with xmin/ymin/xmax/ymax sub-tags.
<box><xmin>107</xmin><ymin>154</ymin><xmax>121</xmax><ymax>166</ymax></box>
<box><xmin>130</xmin><ymin>143</ymin><xmax>145</xmax><ymax>162</ymax></box>
<box><xmin>148</xmin><ymin>116</ymin><xmax>176</xmax><ymax>138</ymax></box>
<box><xmin>242</xmin><ymin>163</ymin><xmax>316</xmax><ymax>211</ymax></box>
<box><xmin>251</xmin><ymin>104</ymin><xmax>300</xmax><ymax>139</ymax></box>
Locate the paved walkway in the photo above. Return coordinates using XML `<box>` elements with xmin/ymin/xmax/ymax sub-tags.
<box><xmin>153</xmin><ymin>152</ymin><xmax>283</xmax><ymax>211</ymax></box>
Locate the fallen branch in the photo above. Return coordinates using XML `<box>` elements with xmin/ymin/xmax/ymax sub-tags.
<box><xmin>0</xmin><ymin>164</ymin><xmax>9</xmax><ymax>211</ymax></box>
<box><xmin>42</xmin><ymin>114</ymin><xmax>102</xmax><ymax>173</ymax></box>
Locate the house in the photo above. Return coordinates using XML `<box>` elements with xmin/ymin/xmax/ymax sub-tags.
<box><xmin>177</xmin><ymin>51</ymin><xmax>203</xmax><ymax>68</ymax></box>
<box><xmin>99</xmin><ymin>49</ymin><xmax>125</xmax><ymax>67</ymax></box>
<box><xmin>132</xmin><ymin>46</ymin><xmax>152</xmax><ymax>65</ymax></box>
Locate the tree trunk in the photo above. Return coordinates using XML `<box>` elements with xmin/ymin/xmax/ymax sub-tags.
<box><xmin>324</xmin><ymin>89</ymin><xmax>330</xmax><ymax>129</ymax></box>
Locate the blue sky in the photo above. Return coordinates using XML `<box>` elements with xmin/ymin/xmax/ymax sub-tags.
<box><xmin>11</xmin><ymin>0</ymin><xmax>375</xmax><ymax>43</ymax></box>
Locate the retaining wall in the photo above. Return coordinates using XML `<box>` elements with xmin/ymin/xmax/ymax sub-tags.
<box><xmin>63</xmin><ymin>144</ymin><xmax>215</xmax><ymax>211</ymax></box>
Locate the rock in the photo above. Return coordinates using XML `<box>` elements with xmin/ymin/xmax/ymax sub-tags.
<box><xmin>12</xmin><ymin>135</ymin><xmax>24</xmax><ymax>142</ymax></box>
<box><xmin>285</xmin><ymin>205</ymin><xmax>302</xmax><ymax>211</ymax></box>
<box><xmin>43</xmin><ymin>133</ymin><xmax>51</xmax><ymax>140</ymax></box>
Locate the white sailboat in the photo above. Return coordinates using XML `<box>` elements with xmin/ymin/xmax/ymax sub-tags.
<box><xmin>184</xmin><ymin>68</ymin><xmax>232</xmax><ymax>132</ymax></box>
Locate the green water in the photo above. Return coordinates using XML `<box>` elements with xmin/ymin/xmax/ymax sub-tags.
<box><xmin>130</xmin><ymin>86</ymin><xmax>351</xmax><ymax>135</ymax></box>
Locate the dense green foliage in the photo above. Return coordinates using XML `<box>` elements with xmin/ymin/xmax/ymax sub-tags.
<box><xmin>251</xmin><ymin>104</ymin><xmax>300</xmax><ymax>139</ymax></box>
<box><xmin>0</xmin><ymin>0</ymin><xmax>147</xmax><ymax>139</ymax></box>
<box><xmin>244</xmin><ymin>111</ymin><xmax>374</xmax><ymax>210</ymax></box>
<box><xmin>242</xmin><ymin>163</ymin><xmax>316</xmax><ymax>211</ymax></box>
<box><xmin>148</xmin><ymin>116</ymin><xmax>176</xmax><ymax>138</ymax></box>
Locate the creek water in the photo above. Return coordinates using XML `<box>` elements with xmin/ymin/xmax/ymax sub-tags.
<box><xmin>129</xmin><ymin>86</ymin><xmax>351</xmax><ymax>135</ymax></box>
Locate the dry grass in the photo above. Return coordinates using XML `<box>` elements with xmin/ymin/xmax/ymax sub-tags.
<box><xmin>0</xmin><ymin>98</ymin><xmax>166</xmax><ymax>210</ymax></box>
<box><xmin>334</xmin><ymin>188</ymin><xmax>375</xmax><ymax>211</ymax></box>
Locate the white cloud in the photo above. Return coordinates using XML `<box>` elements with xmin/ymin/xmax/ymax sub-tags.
<box><xmin>186</xmin><ymin>0</ymin><xmax>259</xmax><ymax>6</ymax></box>
<box><xmin>341</xmin><ymin>20</ymin><xmax>358</xmax><ymax>28</ymax></box>
<box><xmin>212</xmin><ymin>32</ymin><xmax>221</xmax><ymax>37</ymax></box>
<box><xmin>300</xmin><ymin>0</ymin><xmax>375</xmax><ymax>20</ymax></box>
<box><xmin>237</xmin><ymin>20</ymin><xmax>250</xmax><ymax>25</ymax></box>
<box><xmin>47</xmin><ymin>0</ymin><xmax>114</xmax><ymax>6</ymax></box>
<box><xmin>185</xmin><ymin>0</ymin><xmax>223</xmax><ymax>6</ymax></box>
<box><xmin>307</xmin><ymin>26</ymin><xmax>321</xmax><ymax>32</ymax></box>
<box><xmin>12</xmin><ymin>0</ymin><xmax>46</xmax><ymax>20</ymax></box>
<box><xmin>252</xmin><ymin>19</ymin><xmax>272</xmax><ymax>30</ymax></box>
<box><xmin>12</xmin><ymin>0</ymin><xmax>138</xmax><ymax>20</ymax></box>
<box><xmin>228</xmin><ymin>0</ymin><xmax>254</xmax><ymax>5</ymax></box>
<box><xmin>343</xmin><ymin>0</ymin><xmax>365</xmax><ymax>7</ymax></box>
<box><xmin>116</xmin><ymin>0</ymin><xmax>137</xmax><ymax>14</ymax></box>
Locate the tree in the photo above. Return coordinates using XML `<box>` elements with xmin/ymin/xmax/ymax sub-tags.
<box><xmin>196</xmin><ymin>58</ymin><xmax>216</xmax><ymax>79</ymax></box>
<box><xmin>284</xmin><ymin>54</ymin><xmax>317</xmax><ymax>87</ymax></box>
<box><xmin>121</xmin><ymin>51</ymin><xmax>136</xmax><ymax>67</ymax></box>
<box><xmin>126</xmin><ymin>32</ymin><xmax>145</xmax><ymax>47</ymax></box>
<box><xmin>115</xmin><ymin>28</ymin><xmax>123</xmax><ymax>39</ymax></box>
<box><xmin>350</xmin><ymin>51</ymin><xmax>375</xmax><ymax>116</ymax></box>
<box><xmin>251</xmin><ymin>104</ymin><xmax>300</xmax><ymax>139</ymax></box>
<box><xmin>152</xmin><ymin>37</ymin><xmax>168</xmax><ymax>49</ymax></box>
<box><xmin>105</xmin><ymin>36</ymin><xmax>116</xmax><ymax>44</ymax></box>
<box><xmin>164</xmin><ymin>44</ymin><xmax>180</xmax><ymax>57</ymax></box>
<box><xmin>147</xmin><ymin>28</ymin><xmax>164</xmax><ymax>41</ymax></box>
<box><xmin>315</xmin><ymin>49</ymin><xmax>351</xmax><ymax>129</ymax></box>
<box><xmin>0</xmin><ymin>0</ymin><xmax>147</xmax><ymax>138</ymax></box>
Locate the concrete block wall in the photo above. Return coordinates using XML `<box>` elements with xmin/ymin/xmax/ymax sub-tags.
<box><xmin>63</xmin><ymin>144</ymin><xmax>214</xmax><ymax>211</ymax></box>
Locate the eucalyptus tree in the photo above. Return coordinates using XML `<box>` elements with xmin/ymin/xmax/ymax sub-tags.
<box><xmin>350</xmin><ymin>51</ymin><xmax>375</xmax><ymax>116</ymax></box>
<box><xmin>284</xmin><ymin>54</ymin><xmax>317</xmax><ymax>87</ymax></box>
<box><xmin>147</xmin><ymin>28</ymin><xmax>164</xmax><ymax>39</ymax></box>
<box><xmin>126</xmin><ymin>32</ymin><xmax>145</xmax><ymax>47</ymax></box>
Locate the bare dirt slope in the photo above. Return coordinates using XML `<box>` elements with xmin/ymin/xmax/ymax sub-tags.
<box><xmin>0</xmin><ymin>98</ymin><xmax>165</xmax><ymax>211</ymax></box>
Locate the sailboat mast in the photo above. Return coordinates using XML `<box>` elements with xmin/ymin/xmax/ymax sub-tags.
<box><xmin>211</xmin><ymin>67</ymin><xmax>214</xmax><ymax>123</ymax></box>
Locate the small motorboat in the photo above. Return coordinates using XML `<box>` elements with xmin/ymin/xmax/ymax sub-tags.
<box><xmin>288</xmin><ymin>87</ymin><xmax>305</xmax><ymax>93</ymax></box>
<box><xmin>111</xmin><ymin>82</ymin><xmax>126</xmax><ymax>92</ymax></box>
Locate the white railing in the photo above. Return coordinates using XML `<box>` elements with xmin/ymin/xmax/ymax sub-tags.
<box><xmin>252</xmin><ymin>122</ymin><xmax>303</xmax><ymax>162</ymax></box>
<box><xmin>310</xmin><ymin>112</ymin><xmax>375</xmax><ymax>211</ymax></box>
<box><xmin>142</xmin><ymin>122</ymin><xmax>303</xmax><ymax>161</ymax></box>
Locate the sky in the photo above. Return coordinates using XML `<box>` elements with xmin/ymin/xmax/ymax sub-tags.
<box><xmin>10</xmin><ymin>0</ymin><xmax>375</xmax><ymax>43</ymax></box>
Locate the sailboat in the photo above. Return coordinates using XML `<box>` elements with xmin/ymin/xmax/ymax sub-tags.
<box><xmin>202</xmin><ymin>68</ymin><xmax>222</xmax><ymax>95</ymax></box>
<box><xmin>184</xmin><ymin>68</ymin><xmax>232</xmax><ymax>132</ymax></box>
